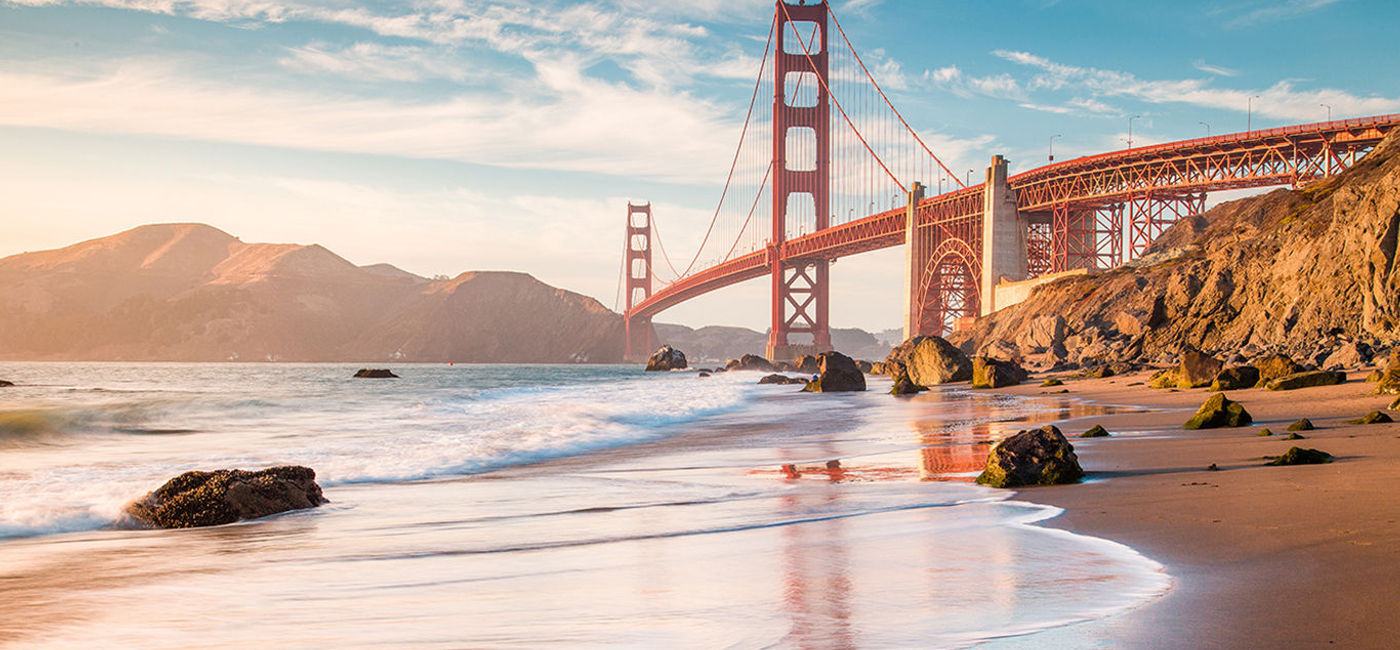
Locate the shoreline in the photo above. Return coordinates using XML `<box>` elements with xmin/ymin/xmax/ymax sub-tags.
<box><xmin>989</xmin><ymin>369</ymin><xmax>1400</xmax><ymax>648</ymax></box>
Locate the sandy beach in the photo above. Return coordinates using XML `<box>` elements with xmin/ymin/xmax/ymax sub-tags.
<box><xmin>988</xmin><ymin>368</ymin><xmax>1400</xmax><ymax>648</ymax></box>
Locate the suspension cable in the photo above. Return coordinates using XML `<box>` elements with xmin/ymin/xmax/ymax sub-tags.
<box><xmin>778</xmin><ymin>1</ymin><xmax>905</xmax><ymax>194</ymax></box>
<box><xmin>828</xmin><ymin>8</ymin><xmax>964</xmax><ymax>189</ymax></box>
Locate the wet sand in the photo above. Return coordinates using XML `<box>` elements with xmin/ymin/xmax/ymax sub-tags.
<box><xmin>990</xmin><ymin>369</ymin><xmax>1400</xmax><ymax>648</ymax></box>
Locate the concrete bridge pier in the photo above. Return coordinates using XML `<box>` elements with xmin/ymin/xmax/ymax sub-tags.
<box><xmin>978</xmin><ymin>154</ymin><xmax>1028</xmax><ymax>316</ymax></box>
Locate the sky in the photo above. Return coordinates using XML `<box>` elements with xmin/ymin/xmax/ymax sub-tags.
<box><xmin>2</xmin><ymin>0</ymin><xmax>1399</xmax><ymax>333</ymax></box>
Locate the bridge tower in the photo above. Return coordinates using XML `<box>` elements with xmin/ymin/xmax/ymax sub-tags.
<box><xmin>623</xmin><ymin>202</ymin><xmax>654</xmax><ymax>363</ymax></box>
<box><xmin>767</xmin><ymin>0</ymin><xmax>832</xmax><ymax>362</ymax></box>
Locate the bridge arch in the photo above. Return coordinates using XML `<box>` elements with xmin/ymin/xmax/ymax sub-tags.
<box><xmin>915</xmin><ymin>238</ymin><xmax>981</xmax><ymax>337</ymax></box>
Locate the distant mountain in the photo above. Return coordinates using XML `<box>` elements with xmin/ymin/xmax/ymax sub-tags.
<box><xmin>0</xmin><ymin>223</ymin><xmax>623</xmax><ymax>362</ymax></box>
<box><xmin>653</xmin><ymin>323</ymin><xmax>891</xmax><ymax>364</ymax></box>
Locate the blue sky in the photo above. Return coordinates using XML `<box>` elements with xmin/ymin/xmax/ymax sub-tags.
<box><xmin>2</xmin><ymin>0</ymin><xmax>1398</xmax><ymax>332</ymax></box>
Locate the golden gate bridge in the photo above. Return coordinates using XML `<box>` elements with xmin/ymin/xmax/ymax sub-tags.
<box><xmin>619</xmin><ymin>0</ymin><xmax>1400</xmax><ymax>362</ymax></box>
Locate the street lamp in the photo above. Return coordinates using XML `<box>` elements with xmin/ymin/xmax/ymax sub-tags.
<box><xmin>966</xmin><ymin>169</ymin><xmax>974</xmax><ymax>186</ymax></box>
<box><xmin>1199</xmin><ymin>121</ymin><xmax>1210</xmax><ymax>137</ymax></box>
<box><xmin>1248</xmin><ymin>95</ymin><xmax>1260</xmax><ymax>132</ymax></box>
<box><xmin>1321</xmin><ymin>103</ymin><xmax>1332</xmax><ymax>121</ymax></box>
<box><xmin>1049</xmin><ymin>134</ymin><xmax>1062</xmax><ymax>162</ymax></box>
<box><xmin>1127</xmin><ymin>115</ymin><xmax>1141</xmax><ymax>149</ymax></box>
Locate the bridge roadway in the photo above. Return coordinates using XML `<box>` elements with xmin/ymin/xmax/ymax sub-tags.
<box><xmin>628</xmin><ymin>113</ymin><xmax>1400</xmax><ymax>326</ymax></box>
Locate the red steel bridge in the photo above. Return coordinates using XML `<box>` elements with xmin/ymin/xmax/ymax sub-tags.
<box><xmin>620</xmin><ymin>0</ymin><xmax>1400</xmax><ymax>362</ymax></box>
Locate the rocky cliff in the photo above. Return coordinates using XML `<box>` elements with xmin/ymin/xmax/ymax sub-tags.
<box><xmin>951</xmin><ymin>131</ymin><xmax>1400</xmax><ymax>367</ymax></box>
<box><xmin>0</xmin><ymin>223</ymin><xmax>624</xmax><ymax>362</ymax></box>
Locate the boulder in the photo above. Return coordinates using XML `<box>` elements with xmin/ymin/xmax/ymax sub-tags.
<box><xmin>1080</xmin><ymin>425</ymin><xmax>1111</xmax><ymax>438</ymax></box>
<box><xmin>1041</xmin><ymin>378</ymin><xmax>1064</xmax><ymax>387</ymax></box>
<box><xmin>1345</xmin><ymin>410</ymin><xmax>1393</xmax><ymax>424</ymax></box>
<box><xmin>1284</xmin><ymin>432</ymin><xmax>1306</xmax><ymax>440</ymax></box>
<box><xmin>725</xmin><ymin>354</ymin><xmax>776</xmax><ymax>372</ymax></box>
<box><xmin>975</xmin><ymin>425</ymin><xmax>1084</xmax><ymax>488</ymax></box>
<box><xmin>972</xmin><ymin>357</ymin><xmax>1028</xmax><ymax>388</ymax></box>
<box><xmin>1265</xmin><ymin>370</ymin><xmax>1347</xmax><ymax>391</ymax></box>
<box><xmin>1256</xmin><ymin>428</ymin><xmax>1274</xmax><ymax>436</ymax></box>
<box><xmin>1321</xmin><ymin>341</ymin><xmax>1372</xmax><ymax>369</ymax></box>
<box><xmin>890</xmin><ymin>372</ymin><xmax>925</xmax><ymax>395</ymax></box>
<box><xmin>801</xmin><ymin>351</ymin><xmax>867</xmax><ymax>393</ymax></box>
<box><xmin>1253</xmin><ymin>354</ymin><xmax>1306</xmax><ymax>387</ymax></box>
<box><xmin>758</xmin><ymin>373</ymin><xmax>805</xmax><ymax>385</ymax></box>
<box><xmin>644</xmin><ymin>345</ymin><xmax>688</xmax><ymax>371</ymax></box>
<box><xmin>1389</xmin><ymin>396</ymin><xmax>1400</xmax><ymax>411</ymax></box>
<box><xmin>1286</xmin><ymin>418</ymin><xmax>1316</xmax><ymax>432</ymax></box>
<box><xmin>776</xmin><ymin>361</ymin><xmax>796</xmax><ymax>372</ymax></box>
<box><xmin>353</xmin><ymin>368</ymin><xmax>399</xmax><ymax>378</ymax></box>
<box><xmin>1149</xmin><ymin>368</ymin><xmax>1182</xmax><ymax>389</ymax></box>
<box><xmin>0</xmin><ymin>379</ymin><xmax>13</xmax><ymax>387</ymax></box>
<box><xmin>1266</xmin><ymin>447</ymin><xmax>1334</xmax><ymax>466</ymax></box>
<box><xmin>1210</xmin><ymin>366</ymin><xmax>1261</xmax><ymax>391</ymax></box>
<box><xmin>121</xmin><ymin>466</ymin><xmax>327</xmax><ymax>529</ymax></box>
<box><xmin>794</xmin><ymin>355</ymin><xmax>820</xmax><ymax>374</ymax></box>
<box><xmin>1374</xmin><ymin>351</ymin><xmax>1400</xmax><ymax>395</ymax></box>
<box><xmin>698</xmin><ymin>372</ymin><xmax>711</xmax><ymax>378</ymax></box>
<box><xmin>887</xmin><ymin>336</ymin><xmax>972</xmax><ymax>387</ymax></box>
<box><xmin>1179</xmin><ymin>349</ymin><xmax>1224</xmax><ymax>388</ymax></box>
<box><xmin>1184</xmin><ymin>393</ymin><xmax>1253</xmax><ymax>429</ymax></box>
<box><xmin>869</xmin><ymin>361</ymin><xmax>892</xmax><ymax>375</ymax></box>
<box><xmin>855</xmin><ymin>360</ymin><xmax>874</xmax><ymax>373</ymax></box>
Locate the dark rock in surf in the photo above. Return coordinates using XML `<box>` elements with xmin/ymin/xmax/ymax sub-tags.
<box><xmin>975</xmin><ymin>425</ymin><xmax>1084</xmax><ymax>488</ymax></box>
<box><xmin>726</xmin><ymin>354</ymin><xmax>776</xmax><ymax>372</ymax></box>
<box><xmin>644</xmin><ymin>345</ymin><xmax>688</xmax><ymax>371</ymax></box>
<box><xmin>801</xmin><ymin>351</ymin><xmax>866</xmax><ymax>393</ymax></box>
<box><xmin>354</xmin><ymin>368</ymin><xmax>399</xmax><ymax>378</ymax></box>
<box><xmin>758</xmin><ymin>373</ymin><xmax>805</xmax><ymax>385</ymax></box>
<box><xmin>121</xmin><ymin>466</ymin><xmax>327</xmax><ymax>529</ymax></box>
<box><xmin>1080</xmin><ymin>425</ymin><xmax>1111</xmax><ymax>438</ymax></box>
<box><xmin>0</xmin><ymin>379</ymin><xmax>12</xmax><ymax>387</ymax></box>
<box><xmin>890</xmin><ymin>371</ymin><xmax>926</xmax><ymax>395</ymax></box>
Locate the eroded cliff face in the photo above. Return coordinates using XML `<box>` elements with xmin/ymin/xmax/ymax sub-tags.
<box><xmin>0</xmin><ymin>224</ymin><xmax>625</xmax><ymax>362</ymax></box>
<box><xmin>951</xmin><ymin>131</ymin><xmax>1400</xmax><ymax>366</ymax></box>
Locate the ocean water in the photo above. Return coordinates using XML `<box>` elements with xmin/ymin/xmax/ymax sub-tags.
<box><xmin>0</xmin><ymin>363</ymin><xmax>1168</xmax><ymax>647</ymax></box>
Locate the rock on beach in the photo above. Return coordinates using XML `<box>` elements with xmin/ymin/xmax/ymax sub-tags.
<box><xmin>121</xmin><ymin>466</ymin><xmax>328</xmax><ymax>529</ymax></box>
<box><xmin>975</xmin><ymin>425</ymin><xmax>1084</xmax><ymax>488</ymax></box>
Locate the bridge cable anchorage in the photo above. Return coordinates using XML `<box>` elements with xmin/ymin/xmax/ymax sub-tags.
<box><xmin>827</xmin><ymin>9</ymin><xmax>966</xmax><ymax>190</ymax></box>
<box><xmin>779</xmin><ymin>1</ymin><xmax>905</xmax><ymax>194</ymax></box>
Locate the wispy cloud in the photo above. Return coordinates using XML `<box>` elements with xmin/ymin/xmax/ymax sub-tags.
<box><xmin>921</xmin><ymin>65</ymin><xmax>1025</xmax><ymax>100</ymax></box>
<box><xmin>1218</xmin><ymin>0</ymin><xmax>1345</xmax><ymax>28</ymax></box>
<box><xmin>1192</xmin><ymin>59</ymin><xmax>1238</xmax><ymax>77</ymax></box>
<box><xmin>992</xmin><ymin>49</ymin><xmax>1400</xmax><ymax>122</ymax></box>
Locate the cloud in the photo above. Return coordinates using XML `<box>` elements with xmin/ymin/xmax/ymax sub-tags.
<box><xmin>1192</xmin><ymin>59</ymin><xmax>1238</xmax><ymax>77</ymax></box>
<box><xmin>922</xmin><ymin>65</ymin><xmax>1025</xmax><ymax>100</ymax></box>
<box><xmin>0</xmin><ymin>59</ymin><xmax>743</xmax><ymax>183</ymax></box>
<box><xmin>1219</xmin><ymin>0</ymin><xmax>1345</xmax><ymax>28</ymax></box>
<box><xmin>992</xmin><ymin>49</ymin><xmax>1400</xmax><ymax>122</ymax></box>
<box><xmin>280</xmin><ymin>43</ymin><xmax>477</xmax><ymax>83</ymax></box>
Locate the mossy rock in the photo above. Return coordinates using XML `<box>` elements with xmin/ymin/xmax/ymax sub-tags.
<box><xmin>1080</xmin><ymin>425</ymin><xmax>1111</xmax><ymax>438</ymax></box>
<box><xmin>1184</xmin><ymin>393</ymin><xmax>1253</xmax><ymax>429</ymax></box>
<box><xmin>1284</xmin><ymin>432</ymin><xmax>1306</xmax><ymax>440</ymax></box>
<box><xmin>1149</xmin><ymin>368</ymin><xmax>1182</xmax><ymax>389</ymax></box>
<box><xmin>1286</xmin><ymin>418</ymin><xmax>1315</xmax><ymax>431</ymax></box>
<box><xmin>1256</xmin><ymin>428</ymin><xmax>1273</xmax><ymax>437</ymax></box>
<box><xmin>1041</xmin><ymin>378</ymin><xmax>1064</xmax><ymax>387</ymax></box>
<box><xmin>1265</xmin><ymin>370</ymin><xmax>1346</xmax><ymax>391</ymax></box>
<box><xmin>1345</xmin><ymin>410</ymin><xmax>1393</xmax><ymax>425</ymax></box>
<box><xmin>1266</xmin><ymin>447</ymin><xmax>1333</xmax><ymax>466</ymax></box>
<box><xmin>889</xmin><ymin>371</ymin><xmax>926</xmax><ymax>395</ymax></box>
<box><xmin>975</xmin><ymin>425</ymin><xmax>1084</xmax><ymax>488</ymax></box>
<box><xmin>1211</xmin><ymin>366</ymin><xmax>1261</xmax><ymax>391</ymax></box>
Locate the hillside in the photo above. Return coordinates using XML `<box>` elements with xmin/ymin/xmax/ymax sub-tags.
<box><xmin>950</xmin><ymin>131</ymin><xmax>1400</xmax><ymax>367</ymax></box>
<box><xmin>0</xmin><ymin>224</ymin><xmax>624</xmax><ymax>362</ymax></box>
